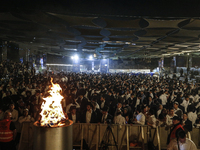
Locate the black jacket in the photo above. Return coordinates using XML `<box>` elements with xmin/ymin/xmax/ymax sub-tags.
<box><xmin>99</xmin><ymin>113</ymin><xmax>113</xmax><ymax>123</ymax></box>
<box><xmin>68</xmin><ymin>112</ymin><xmax>81</xmax><ymax>123</ymax></box>
<box><xmin>81</xmin><ymin>110</ymin><xmax>97</xmax><ymax>123</ymax></box>
<box><xmin>183</xmin><ymin>119</ymin><xmax>192</xmax><ymax>132</ymax></box>
<box><xmin>77</xmin><ymin>97</ymin><xmax>88</xmax><ymax>112</ymax></box>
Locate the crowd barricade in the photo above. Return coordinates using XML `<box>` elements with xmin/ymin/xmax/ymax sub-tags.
<box><xmin>18</xmin><ymin>122</ymin><xmax>200</xmax><ymax>150</ymax></box>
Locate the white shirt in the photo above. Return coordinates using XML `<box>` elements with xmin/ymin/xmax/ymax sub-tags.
<box><xmin>187</xmin><ymin>112</ymin><xmax>197</xmax><ymax>125</ymax></box>
<box><xmin>136</xmin><ymin>112</ymin><xmax>145</xmax><ymax>125</ymax></box>
<box><xmin>86</xmin><ymin>110</ymin><xmax>92</xmax><ymax>123</ymax></box>
<box><xmin>174</xmin><ymin>107</ymin><xmax>181</xmax><ymax>114</ymax></box>
<box><xmin>167</xmin><ymin>138</ymin><xmax>197</xmax><ymax>150</ymax></box>
<box><xmin>157</xmin><ymin>109</ymin><xmax>162</xmax><ymax>118</ymax></box>
<box><xmin>72</xmin><ymin>114</ymin><xmax>76</xmax><ymax>123</ymax></box>
<box><xmin>100</xmin><ymin>101</ymin><xmax>105</xmax><ymax>109</ymax></box>
<box><xmin>181</xmin><ymin>100</ymin><xmax>190</xmax><ymax>113</ymax></box>
<box><xmin>193</xmin><ymin>95</ymin><xmax>199</xmax><ymax>103</ymax></box>
<box><xmin>147</xmin><ymin>115</ymin><xmax>157</xmax><ymax>128</ymax></box>
<box><xmin>126</xmin><ymin>94</ymin><xmax>131</xmax><ymax>100</ymax></box>
<box><xmin>135</xmin><ymin>98</ymin><xmax>140</xmax><ymax>107</ymax></box>
<box><xmin>150</xmin><ymin>93</ymin><xmax>154</xmax><ymax>99</ymax></box>
<box><xmin>2</xmin><ymin>93</ymin><xmax>6</xmax><ymax>99</ymax></box>
<box><xmin>195</xmin><ymin>102</ymin><xmax>200</xmax><ymax>109</ymax></box>
<box><xmin>18</xmin><ymin>115</ymin><xmax>35</xmax><ymax>123</ymax></box>
<box><xmin>114</xmin><ymin>114</ymin><xmax>126</xmax><ymax>125</ymax></box>
<box><xmin>5</xmin><ymin>109</ymin><xmax>18</xmax><ymax>122</ymax></box>
<box><xmin>166</xmin><ymin>115</ymin><xmax>174</xmax><ymax>126</ymax></box>
<box><xmin>189</xmin><ymin>95</ymin><xmax>194</xmax><ymax>102</ymax></box>
<box><xmin>159</xmin><ymin>94</ymin><xmax>168</xmax><ymax>105</ymax></box>
<box><xmin>10</xmin><ymin>88</ymin><xmax>17</xmax><ymax>95</ymax></box>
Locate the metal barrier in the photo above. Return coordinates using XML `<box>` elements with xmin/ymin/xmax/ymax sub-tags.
<box><xmin>18</xmin><ymin>122</ymin><xmax>200</xmax><ymax>150</ymax></box>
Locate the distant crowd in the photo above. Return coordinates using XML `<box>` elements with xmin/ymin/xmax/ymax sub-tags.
<box><xmin>0</xmin><ymin>60</ymin><xmax>200</xmax><ymax>135</ymax></box>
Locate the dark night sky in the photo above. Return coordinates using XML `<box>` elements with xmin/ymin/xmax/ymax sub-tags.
<box><xmin>1</xmin><ymin>0</ymin><xmax>200</xmax><ymax>17</ymax></box>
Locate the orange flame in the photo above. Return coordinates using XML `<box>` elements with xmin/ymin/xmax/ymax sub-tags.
<box><xmin>40</xmin><ymin>78</ymin><xmax>66</xmax><ymax>127</ymax></box>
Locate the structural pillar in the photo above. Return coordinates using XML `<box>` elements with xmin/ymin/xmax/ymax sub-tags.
<box><xmin>2</xmin><ymin>41</ymin><xmax>7</xmax><ymax>61</ymax></box>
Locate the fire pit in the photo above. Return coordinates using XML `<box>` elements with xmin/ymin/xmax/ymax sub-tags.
<box><xmin>33</xmin><ymin>79</ymin><xmax>73</xmax><ymax>150</ymax></box>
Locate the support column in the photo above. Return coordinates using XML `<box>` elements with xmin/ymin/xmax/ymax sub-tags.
<box><xmin>19</xmin><ymin>44</ymin><xmax>27</xmax><ymax>63</ymax></box>
<box><xmin>173</xmin><ymin>56</ymin><xmax>176</xmax><ymax>73</ymax></box>
<box><xmin>189</xmin><ymin>55</ymin><xmax>192</xmax><ymax>68</ymax></box>
<box><xmin>92</xmin><ymin>61</ymin><xmax>94</xmax><ymax>71</ymax></box>
<box><xmin>7</xmin><ymin>42</ymin><xmax>19</xmax><ymax>62</ymax></box>
<box><xmin>2</xmin><ymin>41</ymin><xmax>7</xmax><ymax>61</ymax></box>
<box><xmin>107</xmin><ymin>59</ymin><xmax>109</xmax><ymax>73</ymax></box>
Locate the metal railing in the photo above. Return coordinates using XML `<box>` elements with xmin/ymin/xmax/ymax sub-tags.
<box><xmin>18</xmin><ymin>122</ymin><xmax>199</xmax><ymax>150</ymax></box>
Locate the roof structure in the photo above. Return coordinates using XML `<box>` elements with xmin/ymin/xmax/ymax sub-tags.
<box><xmin>1</xmin><ymin>0</ymin><xmax>200</xmax><ymax>59</ymax></box>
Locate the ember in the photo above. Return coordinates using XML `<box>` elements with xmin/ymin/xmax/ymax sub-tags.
<box><xmin>39</xmin><ymin>78</ymin><xmax>66</xmax><ymax>127</ymax></box>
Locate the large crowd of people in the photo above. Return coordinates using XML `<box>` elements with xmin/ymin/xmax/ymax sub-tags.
<box><xmin>0</xmin><ymin>60</ymin><xmax>200</xmax><ymax>149</ymax></box>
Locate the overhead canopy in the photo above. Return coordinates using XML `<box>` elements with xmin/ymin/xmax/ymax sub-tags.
<box><xmin>0</xmin><ymin>1</ymin><xmax>200</xmax><ymax>59</ymax></box>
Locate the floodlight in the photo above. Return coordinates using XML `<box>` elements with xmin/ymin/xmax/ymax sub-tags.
<box><xmin>74</xmin><ymin>55</ymin><xmax>79</xmax><ymax>60</ymax></box>
<box><xmin>89</xmin><ymin>55</ymin><xmax>93</xmax><ymax>60</ymax></box>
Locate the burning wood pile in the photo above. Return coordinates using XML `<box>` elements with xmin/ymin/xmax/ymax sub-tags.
<box><xmin>35</xmin><ymin>78</ymin><xmax>68</xmax><ymax>127</ymax></box>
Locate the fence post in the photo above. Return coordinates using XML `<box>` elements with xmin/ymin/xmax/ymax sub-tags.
<box><xmin>126</xmin><ymin>125</ymin><xmax>129</xmax><ymax>150</ymax></box>
<box><xmin>141</xmin><ymin>126</ymin><xmax>145</xmax><ymax>150</ymax></box>
<box><xmin>156</xmin><ymin>126</ymin><xmax>161</xmax><ymax>150</ymax></box>
<box><xmin>81</xmin><ymin>124</ymin><xmax>83</xmax><ymax>150</ymax></box>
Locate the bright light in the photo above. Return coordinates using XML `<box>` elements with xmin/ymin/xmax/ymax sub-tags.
<box><xmin>71</xmin><ymin>56</ymin><xmax>74</xmax><ymax>59</ymax></box>
<box><xmin>74</xmin><ymin>55</ymin><xmax>79</xmax><ymax>60</ymax></box>
<box><xmin>105</xmin><ymin>64</ymin><xmax>107</xmax><ymax>66</ymax></box>
<box><xmin>89</xmin><ymin>55</ymin><xmax>93</xmax><ymax>60</ymax></box>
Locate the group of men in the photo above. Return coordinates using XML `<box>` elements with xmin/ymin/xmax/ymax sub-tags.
<box><xmin>0</xmin><ymin>60</ymin><xmax>199</xmax><ymax>149</ymax></box>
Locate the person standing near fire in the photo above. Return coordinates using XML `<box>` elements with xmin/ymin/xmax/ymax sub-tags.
<box><xmin>0</xmin><ymin>112</ymin><xmax>16</xmax><ymax>150</ymax></box>
<box><xmin>167</xmin><ymin>130</ymin><xmax>197</xmax><ymax>150</ymax></box>
<box><xmin>167</xmin><ymin>115</ymin><xmax>184</xmax><ymax>145</ymax></box>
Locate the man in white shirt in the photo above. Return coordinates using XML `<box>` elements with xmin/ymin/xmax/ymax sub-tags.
<box><xmin>157</xmin><ymin>104</ymin><xmax>163</xmax><ymax>118</ymax></box>
<box><xmin>181</xmin><ymin>96</ymin><xmax>190</xmax><ymax>113</ymax></box>
<box><xmin>187</xmin><ymin>111</ymin><xmax>197</xmax><ymax>125</ymax></box>
<box><xmin>134</xmin><ymin>106</ymin><xmax>146</xmax><ymax>125</ymax></box>
<box><xmin>147</xmin><ymin>109</ymin><xmax>157</xmax><ymax>128</ymax></box>
<box><xmin>86</xmin><ymin>105</ymin><xmax>92</xmax><ymax>123</ymax></box>
<box><xmin>82</xmin><ymin>103</ymin><xmax>96</xmax><ymax>123</ymax></box>
<box><xmin>174</xmin><ymin>102</ymin><xmax>183</xmax><ymax>119</ymax></box>
<box><xmin>67</xmin><ymin>106</ymin><xmax>80</xmax><ymax>123</ymax></box>
<box><xmin>99</xmin><ymin>96</ymin><xmax>106</xmax><ymax>110</ymax></box>
<box><xmin>167</xmin><ymin>130</ymin><xmax>197</xmax><ymax>150</ymax></box>
<box><xmin>114</xmin><ymin>111</ymin><xmax>125</xmax><ymax>125</ymax></box>
<box><xmin>166</xmin><ymin>108</ymin><xmax>175</xmax><ymax>127</ymax></box>
<box><xmin>18</xmin><ymin>109</ymin><xmax>35</xmax><ymax>124</ymax></box>
<box><xmin>5</xmin><ymin>103</ymin><xmax>18</xmax><ymax>122</ymax></box>
<box><xmin>149</xmin><ymin>90</ymin><xmax>154</xmax><ymax>99</ymax></box>
<box><xmin>193</xmin><ymin>93</ymin><xmax>199</xmax><ymax>103</ymax></box>
<box><xmin>159</xmin><ymin>90</ymin><xmax>168</xmax><ymax>107</ymax></box>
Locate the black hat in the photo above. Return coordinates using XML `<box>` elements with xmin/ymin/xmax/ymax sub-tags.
<box><xmin>141</xmin><ymin>105</ymin><xmax>146</xmax><ymax>110</ymax></box>
<box><xmin>70</xmin><ymin>106</ymin><xmax>76</xmax><ymax>111</ymax></box>
<box><xmin>87</xmin><ymin>102</ymin><xmax>93</xmax><ymax>107</ymax></box>
<box><xmin>102</xmin><ymin>105</ymin><xmax>109</xmax><ymax>112</ymax></box>
<box><xmin>171</xmin><ymin>115</ymin><xmax>181</xmax><ymax>121</ymax></box>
